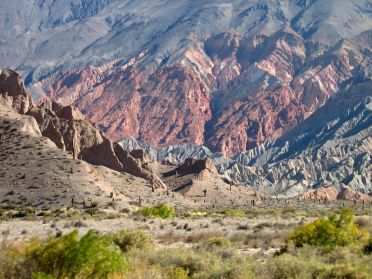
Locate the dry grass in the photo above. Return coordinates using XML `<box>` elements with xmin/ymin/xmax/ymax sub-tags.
<box><xmin>230</xmin><ymin>231</ymin><xmax>288</xmax><ymax>249</ymax></box>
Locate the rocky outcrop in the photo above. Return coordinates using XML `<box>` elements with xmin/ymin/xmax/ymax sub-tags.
<box><xmin>81</xmin><ymin>139</ymin><xmax>123</xmax><ymax>171</ymax></box>
<box><xmin>0</xmin><ymin>70</ymin><xmax>165</xmax><ymax>187</ymax></box>
<box><xmin>40</xmin><ymin>64</ymin><xmax>213</xmax><ymax>146</ymax></box>
<box><xmin>299</xmin><ymin>187</ymin><xmax>371</xmax><ymax>201</ymax></box>
<box><xmin>114</xmin><ymin>144</ymin><xmax>166</xmax><ymax>188</ymax></box>
<box><xmin>300</xmin><ymin>187</ymin><xmax>338</xmax><ymax>201</ymax></box>
<box><xmin>337</xmin><ymin>188</ymin><xmax>371</xmax><ymax>201</ymax></box>
<box><xmin>178</xmin><ymin>158</ymin><xmax>218</xmax><ymax>175</ymax></box>
<box><xmin>0</xmin><ymin>70</ymin><xmax>33</xmax><ymax>114</ymax></box>
<box><xmin>129</xmin><ymin>149</ymin><xmax>150</xmax><ymax>164</ymax></box>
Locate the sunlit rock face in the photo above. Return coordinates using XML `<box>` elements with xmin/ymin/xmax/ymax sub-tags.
<box><xmin>0</xmin><ymin>70</ymin><xmax>166</xmax><ymax>188</ymax></box>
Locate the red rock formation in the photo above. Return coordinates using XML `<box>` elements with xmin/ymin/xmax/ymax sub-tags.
<box><xmin>300</xmin><ymin>187</ymin><xmax>338</xmax><ymax>201</ymax></box>
<box><xmin>36</xmin><ymin>30</ymin><xmax>362</xmax><ymax>156</ymax></box>
<box><xmin>299</xmin><ymin>187</ymin><xmax>371</xmax><ymax>201</ymax></box>
<box><xmin>337</xmin><ymin>188</ymin><xmax>371</xmax><ymax>201</ymax></box>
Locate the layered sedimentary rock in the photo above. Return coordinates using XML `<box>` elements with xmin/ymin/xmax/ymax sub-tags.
<box><xmin>120</xmin><ymin>80</ymin><xmax>372</xmax><ymax>196</ymax></box>
<box><xmin>36</xmin><ymin>29</ymin><xmax>369</xmax><ymax>157</ymax></box>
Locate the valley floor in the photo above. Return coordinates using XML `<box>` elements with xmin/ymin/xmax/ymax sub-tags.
<box><xmin>2</xmin><ymin>202</ymin><xmax>371</xmax><ymax>254</ymax></box>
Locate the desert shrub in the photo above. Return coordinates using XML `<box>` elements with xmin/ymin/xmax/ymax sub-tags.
<box><xmin>288</xmin><ymin>209</ymin><xmax>369</xmax><ymax>250</ymax></box>
<box><xmin>231</xmin><ymin>232</ymin><xmax>286</xmax><ymax>249</ymax></box>
<box><xmin>141</xmin><ymin>248</ymin><xmax>255</xmax><ymax>279</ymax></box>
<box><xmin>84</xmin><ymin>207</ymin><xmax>99</xmax><ymax>216</ymax></box>
<box><xmin>120</xmin><ymin>208</ymin><xmax>131</xmax><ymax>214</ymax></box>
<box><xmin>0</xmin><ymin>241</ymin><xmax>31</xmax><ymax>278</ymax></box>
<box><xmin>185</xmin><ymin>231</ymin><xmax>224</xmax><ymax>244</ymax></box>
<box><xmin>281</xmin><ymin>208</ymin><xmax>306</xmax><ymax>217</ymax></box>
<box><xmin>220</xmin><ymin>209</ymin><xmax>246</xmax><ymax>217</ymax></box>
<box><xmin>197</xmin><ymin>237</ymin><xmax>233</xmax><ymax>252</ymax></box>
<box><xmin>112</xmin><ymin>229</ymin><xmax>154</xmax><ymax>252</ymax></box>
<box><xmin>355</xmin><ymin>217</ymin><xmax>372</xmax><ymax>229</ymax></box>
<box><xmin>26</xmin><ymin>230</ymin><xmax>128</xmax><ymax>278</ymax></box>
<box><xmin>167</xmin><ymin>267</ymin><xmax>189</xmax><ymax>279</ymax></box>
<box><xmin>265</xmin><ymin>253</ymin><xmax>315</xmax><ymax>279</ymax></box>
<box><xmin>268</xmin><ymin>245</ymin><xmax>372</xmax><ymax>279</ymax></box>
<box><xmin>246</xmin><ymin>208</ymin><xmax>280</xmax><ymax>218</ymax></box>
<box><xmin>320</xmin><ymin>265</ymin><xmax>369</xmax><ymax>279</ymax></box>
<box><xmin>136</xmin><ymin>204</ymin><xmax>175</xmax><ymax>219</ymax></box>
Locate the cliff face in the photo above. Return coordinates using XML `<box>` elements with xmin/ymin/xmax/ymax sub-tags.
<box><xmin>119</xmin><ymin>80</ymin><xmax>372</xmax><ymax>197</ymax></box>
<box><xmin>39</xmin><ymin>63</ymin><xmax>213</xmax><ymax>146</ymax></box>
<box><xmin>37</xmin><ymin>30</ymin><xmax>368</xmax><ymax>156</ymax></box>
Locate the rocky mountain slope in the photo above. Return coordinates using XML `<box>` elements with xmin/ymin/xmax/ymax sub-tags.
<box><xmin>120</xmin><ymin>79</ymin><xmax>372</xmax><ymax>196</ymax></box>
<box><xmin>0</xmin><ymin>70</ymin><xmax>260</xmax><ymax>208</ymax></box>
<box><xmin>0</xmin><ymin>69</ymin><xmax>181</xmax><ymax>209</ymax></box>
<box><xmin>1</xmin><ymin>0</ymin><xmax>371</xmax><ymax>156</ymax></box>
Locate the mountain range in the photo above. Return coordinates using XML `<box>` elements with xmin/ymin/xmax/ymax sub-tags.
<box><xmin>0</xmin><ymin>0</ymin><xmax>371</xmax><ymax>195</ymax></box>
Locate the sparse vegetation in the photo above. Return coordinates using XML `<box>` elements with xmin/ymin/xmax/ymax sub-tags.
<box><xmin>1</xmin><ymin>206</ymin><xmax>372</xmax><ymax>279</ymax></box>
<box><xmin>220</xmin><ymin>209</ymin><xmax>246</xmax><ymax>217</ymax></box>
<box><xmin>136</xmin><ymin>204</ymin><xmax>175</xmax><ymax>219</ymax></box>
<box><xmin>112</xmin><ymin>229</ymin><xmax>154</xmax><ymax>252</ymax></box>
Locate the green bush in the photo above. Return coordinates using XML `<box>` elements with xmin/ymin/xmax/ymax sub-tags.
<box><xmin>136</xmin><ymin>204</ymin><xmax>175</xmax><ymax>219</ymax></box>
<box><xmin>112</xmin><ymin>229</ymin><xmax>154</xmax><ymax>252</ymax></box>
<box><xmin>27</xmin><ymin>230</ymin><xmax>128</xmax><ymax>278</ymax></box>
<box><xmin>288</xmin><ymin>209</ymin><xmax>369</xmax><ymax>250</ymax></box>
